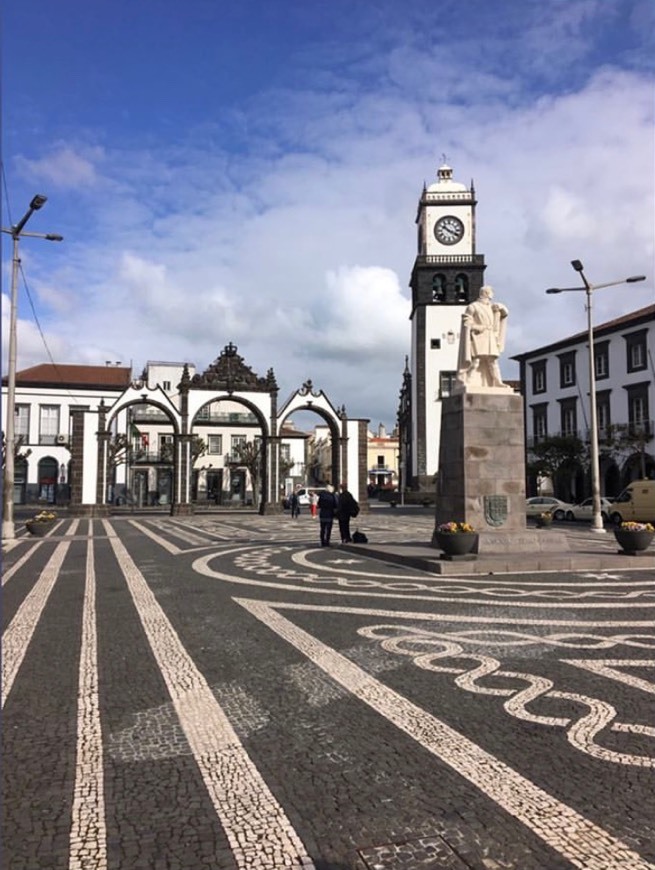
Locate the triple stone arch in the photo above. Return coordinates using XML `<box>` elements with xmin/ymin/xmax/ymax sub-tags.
<box><xmin>69</xmin><ymin>346</ymin><xmax>368</xmax><ymax>516</ymax></box>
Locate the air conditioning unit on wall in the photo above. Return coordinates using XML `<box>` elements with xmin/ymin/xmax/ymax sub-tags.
<box><xmin>56</xmin><ymin>434</ymin><xmax>68</xmax><ymax>444</ymax></box>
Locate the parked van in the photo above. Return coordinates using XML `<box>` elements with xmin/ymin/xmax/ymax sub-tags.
<box><xmin>609</xmin><ymin>480</ymin><xmax>655</xmax><ymax>525</ymax></box>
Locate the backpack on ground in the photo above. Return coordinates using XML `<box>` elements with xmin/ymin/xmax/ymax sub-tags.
<box><xmin>352</xmin><ymin>529</ymin><xmax>368</xmax><ymax>544</ymax></box>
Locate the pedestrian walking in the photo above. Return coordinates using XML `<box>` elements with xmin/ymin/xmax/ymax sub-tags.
<box><xmin>310</xmin><ymin>491</ymin><xmax>318</xmax><ymax>519</ymax></box>
<box><xmin>289</xmin><ymin>491</ymin><xmax>300</xmax><ymax>519</ymax></box>
<box><xmin>317</xmin><ymin>485</ymin><xmax>338</xmax><ymax>546</ymax></box>
<box><xmin>336</xmin><ymin>483</ymin><xmax>359</xmax><ymax>543</ymax></box>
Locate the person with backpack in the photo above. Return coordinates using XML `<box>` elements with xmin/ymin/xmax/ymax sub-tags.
<box><xmin>317</xmin><ymin>485</ymin><xmax>338</xmax><ymax>547</ymax></box>
<box><xmin>336</xmin><ymin>483</ymin><xmax>359</xmax><ymax>543</ymax></box>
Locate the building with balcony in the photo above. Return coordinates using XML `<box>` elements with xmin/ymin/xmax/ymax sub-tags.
<box><xmin>367</xmin><ymin>423</ymin><xmax>399</xmax><ymax>492</ymax></box>
<box><xmin>2</xmin><ymin>358</ymin><xmax>312</xmax><ymax>508</ymax></box>
<box><xmin>512</xmin><ymin>304</ymin><xmax>654</xmax><ymax>500</ymax></box>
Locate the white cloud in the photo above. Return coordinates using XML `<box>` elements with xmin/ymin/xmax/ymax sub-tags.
<box><xmin>15</xmin><ymin>144</ymin><xmax>102</xmax><ymax>190</ymax></box>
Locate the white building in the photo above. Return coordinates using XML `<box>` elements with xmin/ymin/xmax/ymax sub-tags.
<box><xmin>512</xmin><ymin>304</ymin><xmax>654</xmax><ymax>499</ymax></box>
<box><xmin>1</xmin><ymin>363</ymin><xmax>132</xmax><ymax>504</ymax></box>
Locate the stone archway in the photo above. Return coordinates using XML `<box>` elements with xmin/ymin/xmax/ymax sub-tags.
<box><xmin>67</xmin><ymin>344</ymin><xmax>369</xmax><ymax>516</ymax></box>
<box><xmin>278</xmin><ymin>379</ymin><xmax>369</xmax><ymax>511</ymax></box>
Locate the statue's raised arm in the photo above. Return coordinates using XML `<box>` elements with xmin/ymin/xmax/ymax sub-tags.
<box><xmin>456</xmin><ymin>285</ymin><xmax>511</xmax><ymax>391</ymax></box>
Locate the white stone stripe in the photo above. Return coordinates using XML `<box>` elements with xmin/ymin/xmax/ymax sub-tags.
<box><xmin>129</xmin><ymin>519</ymin><xmax>182</xmax><ymax>554</ymax></box>
<box><xmin>293</xmin><ymin>550</ymin><xmax>655</xmax><ymax>587</ymax></box>
<box><xmin>2</xmin><ymin>542</ymin><xmax>44</xmax><ymax>586</ymax></box>
<box><xmin>2</xmin><ymin>542</ymin><xmax>70</xmax><ymax>707</ymax></box>
<box><xmin>238</xmin><ymin>597</ymin><xmax>655</xmax><ymax>870</ymax></box>
<box><xmin>69</xmin><ymin>539</ymin><xmax>107</xmax><ymax>870</ymax></box>
<box><xmin>567</xmin><ymin>659</ymin><xmax>655</xmax><ymax>695</ymax></box>
<box><xmin>244</xmin><ymin>599</ymin><xmax>653</xmax><ymax>629</ymax></box>
<box><xmin>103</xmin><ymin>522</ymin><xmax>314</xmax><ymax>870</ymax></box>
<box><xmin>193</xmin><ymin>549</ymin><xmax>655</xmax><ymax>609</ymax></box>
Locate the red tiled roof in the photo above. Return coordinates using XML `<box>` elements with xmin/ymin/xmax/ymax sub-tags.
<box><xmin>9</xmin><ymin>364</ymin><xmax>133</xmax><ymax>389</ymax></box>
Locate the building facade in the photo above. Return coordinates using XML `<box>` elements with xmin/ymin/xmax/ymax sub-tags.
<box><xmin>3</xmin><ymin>348</ymin><xmax>366</xmax><ymax>511</ymax></box>
<box><xmin>367</xmin><ymin>423</ymin><xmax>399</xmax><ymax>492</ymax></box>
<box><xmin>512</xmin><ymin>304</ymin><xmax>655</xmax><ymax>500</ymax></box>
<box><xmin>398</xmin><ymin>163</ymin><xmax>487</xmax><ymax>491</ymax></box>
<box><xmin>1</xmin><ymin>363</ymin><xmax>132</xmax><ymax>505</ymax></box>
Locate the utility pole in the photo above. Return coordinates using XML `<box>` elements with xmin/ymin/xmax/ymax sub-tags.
<box><xmin>2</xmin><ymin>196</ymin><xmax>63</xmax><ymax>542</ymax></box>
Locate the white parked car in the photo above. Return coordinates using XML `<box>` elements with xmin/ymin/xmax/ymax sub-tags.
<box><xmin>525</xmin><ymin>496</ymin><xmax>574</xmax><ymax>521</ymax></box>
<box><xmin>295</xmin><ymin>487</ymin><xmax>328</xmax><ymax>506</ymax></box>
<box><xmin>565</xmin><ymin>497</ymin><xmax>614</xmax><ymax>523</ymax></box>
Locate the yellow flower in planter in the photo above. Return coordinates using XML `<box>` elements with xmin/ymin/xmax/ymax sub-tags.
<box><xmin>437</xmin><ymin>521</ymin><xmax>475</xmax><ymax>533</ymax></box>
<box><xmin>620</xmin><ymin>521</ymin><xmax>654</xmax><ymax>532</ymax></box>
<box><xmin>32</xmin><ymin>510</ymin><xmax>57</xmax><ymax>523</ymax></box>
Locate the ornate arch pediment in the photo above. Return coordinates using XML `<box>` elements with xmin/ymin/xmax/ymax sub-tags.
<box><xmin>190</xmin><ymin>343</ymin><xmax>278</xmax><ymax>394</ymax></box>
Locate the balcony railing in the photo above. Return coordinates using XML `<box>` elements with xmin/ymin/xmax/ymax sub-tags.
<box><xmin>130</xmin><ymin>449</ymin><xmax>174</xmax><ymax>464</ymax></box>
<box><xmin>527</xmin><ymin>421</ymin><xmax>653</xmax><ymax>449</ymax></box>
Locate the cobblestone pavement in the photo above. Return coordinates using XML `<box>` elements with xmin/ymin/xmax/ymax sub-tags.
<box><xmin>3</xmin><ymin>512</ymin><xmax>654</xmax><ymax>869</ymax></box>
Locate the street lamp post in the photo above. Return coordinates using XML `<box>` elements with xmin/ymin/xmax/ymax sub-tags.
<box><xmin>546</xmin><ymin>261</ymin><xmax>646</xmax><ymax>533</ymax></box>
<box><xmin>2</xmin><ymin>196</ymin><xmax>63</xmax><ymax>542</ymax></box>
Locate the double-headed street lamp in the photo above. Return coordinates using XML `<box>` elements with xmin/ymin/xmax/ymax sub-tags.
<box><xmin>2</xmin><ymin>195</ymin><xmax>63</xmax><ymax>542</ymax></box>
<box><xmin>546</xmin><ymin>261</ymin><xmax>646</xmax><ymax>533</ymax></box>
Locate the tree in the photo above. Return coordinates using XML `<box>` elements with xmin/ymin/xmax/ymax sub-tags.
<box><xmin>599</xmin><ymin>423</ymin><xmax>651</xmax><ymax>479</ymax></box>
<box><xmin>191</xmin><ymin>435</ymin><xmax>207</xmax><ymax>464</ymax></box>
<box><xmin>233</xmin><ymin>440</ymin><xmax>263</xmax><ymax>508</ymax></box>
<box><xmin>1</xmin><ymin>432</ymin><xmax>32</xmax><ymax>466</ymax></box>
<box><xmin>527</xmin><ymin>435</ymin><xmax>587</xmax><ymax>497</ymax></box>
<box><xmin>108</xmin><ymin>433</ymin><xmax>129</xmax><ymax>472</ymax></box>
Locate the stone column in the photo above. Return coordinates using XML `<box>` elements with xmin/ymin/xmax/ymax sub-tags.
<box><xmin>171</xmin><ymin>433</ymin><xmax>194</xmax><ymax>515</ymax></box>
<box><xmin>68</xmin><ymin>406</ymin><xmax>89</xmax><ymax>511</ymax></box>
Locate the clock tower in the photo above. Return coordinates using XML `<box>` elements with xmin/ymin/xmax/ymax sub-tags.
<box><xmin>404</xmin><ymin>162</ymin><xmax>486</xmax><ymax>490</ymax></box>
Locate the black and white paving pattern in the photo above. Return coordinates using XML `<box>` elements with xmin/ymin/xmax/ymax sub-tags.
<box><xmin>3</xmin><ymin>512</ymin><xmax>654</xmax><ymax>869</ymax></box>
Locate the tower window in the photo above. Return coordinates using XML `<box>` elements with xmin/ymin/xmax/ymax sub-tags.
<box><xmin>431</xmin><ymin>274</ymin><xmax>446</xmax><ymax>302</ymax></box>
<box><xmin>531</xmin><ymin>360</ymin><xmax>547</xmax><ymax>394</ymax></box>
<box><xmin>454</xmin><ymin>274</ymin><xmax>469</xmax><ymax>302</ymax></box>
<box><xmin>531</xmin><ymin>403</ymin><xmax>548</xmax><ymax>443</ymax></box>
<box><xmin>558</xmin><ymin>351</ymin><xmax>576</xmax><ymax>388</ymax></box>
<box><xmin>624</xmin><ymin>330</ymin><xmax>647</xmax><ymax>373</ymax></box>
<box><xmin>430</xmin><ymin>339</ymin><xmax>441</xmax><ymax>349</ymax></box>
<box><xmin>594</xmin><ymin>341</ymin><xmax>609</xmax><ymax>380</ymax></box>
<box><xmin>439</xmin><ymin>371</ymin><xmax>457</xmax><ymax>398</ymax></box>
<box><xmin>559</xmin><ymin>397</ymin><xmax>577</xmax><ymax>437</ymax></box>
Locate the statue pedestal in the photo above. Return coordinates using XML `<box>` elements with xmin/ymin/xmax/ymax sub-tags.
<box><xmin>432</xmin><ymin>391</ymin><xmax>565</xmax><ymax>553</ymax></box>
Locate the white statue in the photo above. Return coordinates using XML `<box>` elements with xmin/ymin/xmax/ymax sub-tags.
<box><xmin>456</xmin><ymin>285</ymin><xmax>510</xmax><ymax>390</ymax></box>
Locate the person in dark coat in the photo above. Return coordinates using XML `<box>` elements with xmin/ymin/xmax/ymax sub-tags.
<box><xmin>289</xmin><ymin>491</ymin><xmax>300</xmax><ymax>519</ymax></box>
<box><xmin>317</xmin><ymin>485</ymin><xmax>338</xmax><ymax>546</ymax></box>
<box><xmin>336</xmin><ymin>483</ymin><xmax>358</xmax><ymax>543</ymax></box>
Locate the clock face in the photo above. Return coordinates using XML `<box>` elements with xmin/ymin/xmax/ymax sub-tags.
<box><xmin>434</xmin><ymin>215</ymin><xmax>465</xmax><ymax>245</ymax></box>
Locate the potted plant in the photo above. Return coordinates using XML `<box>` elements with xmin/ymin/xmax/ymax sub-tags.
<box><xmin>434</xmin><ymin>521</ymin><xmax>478</xmax><ymax>558</ymax></box>
<box><xmin>536</xmin><ymin>510</ymin><xmax>553</xmax><ymax>528</ymax></box>
<box><xmin>613</xmin><ymin>521</ymin><xmax>654</xmax><ymax>555</ymax></box>
<box><xmin>25</xmin><ymin>510</ymin><xmax>57</xmax><ymax>537</ymax></box>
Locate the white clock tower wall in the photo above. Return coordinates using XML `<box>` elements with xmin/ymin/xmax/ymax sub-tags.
<box><xmin>401</xmin><ymin>162</ymin><xmax>487</xmax><ymax>492</ymax></box>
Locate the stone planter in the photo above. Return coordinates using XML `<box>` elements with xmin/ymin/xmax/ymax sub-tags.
<box><xmin>25</xmin><ymin>520</ymin><xmax>55</xmax><ymax>537</ymax></box>
<box><xmin>434</xmin><ymin>532</ymin><xmax>479</xmax><ymax>560</ymax></box>
<box><xmin>613</xmin><ymin>529</ymin><xmax>654</xmax><ymax>555</ymax></box>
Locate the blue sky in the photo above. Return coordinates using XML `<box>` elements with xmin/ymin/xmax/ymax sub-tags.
<box><xmin>2</xmin><ymin>0</ymin><xmax>654</xmax><ymax>427</ymax></box>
